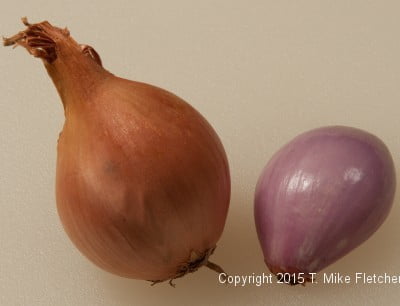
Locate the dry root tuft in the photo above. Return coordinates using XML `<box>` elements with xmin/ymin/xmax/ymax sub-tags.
<box><xmin>148</xmin><ymin>246</ymin><xmax>226</xmax><ymax>287</ymax></box>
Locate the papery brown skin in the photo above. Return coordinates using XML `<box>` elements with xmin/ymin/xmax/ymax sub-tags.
<box><xmin>4</xmin><ymin>19</ymin><xmax>230</xmax><ymax>282</ymax></box>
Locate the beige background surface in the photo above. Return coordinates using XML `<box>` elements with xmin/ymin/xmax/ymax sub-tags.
<box><xmin>1</xmin><ymin>1</ymin><xmax>399</xmax><ymax>305</ymax></box>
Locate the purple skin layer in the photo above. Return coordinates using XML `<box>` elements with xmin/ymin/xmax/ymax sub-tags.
<box><xmin>254</xmin><ymin>126</ymin><xmax>396</xmax><ymax>283</ymax></box>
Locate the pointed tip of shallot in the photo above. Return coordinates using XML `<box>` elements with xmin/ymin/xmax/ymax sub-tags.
<box><xmin>3</xmin><ymin>17</ymin><xmax>28</xmax><ymax>47</ymax></box>
<box><xmin>2</xmin><ymin>18</ymin><xmax>63</xmax><ymax>63</ymax></box>
<box><xmin>2</xmin><ymin>17</ymin><xmax>31</xmax><ymax>46</ymax></box>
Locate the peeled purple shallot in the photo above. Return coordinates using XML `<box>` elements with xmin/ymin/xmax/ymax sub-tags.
<box><xmin>254</xmin><ymin>126</ymin><xmax>396</xmax><ymax>284</ymax></box>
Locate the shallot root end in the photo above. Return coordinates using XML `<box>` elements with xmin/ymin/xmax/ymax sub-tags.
<box><xmin>148</xmin><ymin>246</ymin><xmax>226</xmax><ymax>287</ymax></box>
<box><xmin>268</xmin><ymin>263</ymin><xmax>313</xmax><ymax>286</ymax></box>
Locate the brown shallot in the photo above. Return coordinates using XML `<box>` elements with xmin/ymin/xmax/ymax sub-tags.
<box><xmin>4</xmin><ymin>18</ymin><xmax>230</xmax><ymax>285</ymax></box>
